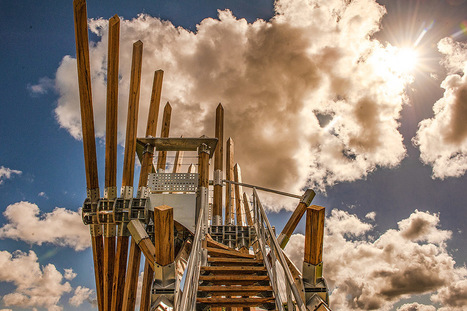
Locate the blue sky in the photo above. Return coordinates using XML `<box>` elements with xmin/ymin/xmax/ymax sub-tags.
<box><xmin>1</xmin><ymin>0</ymin><xmax>467</xmax><ymax>310</ymax></box>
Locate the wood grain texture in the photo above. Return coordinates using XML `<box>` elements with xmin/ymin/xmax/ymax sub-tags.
<box><xmin>304</xmin><ymin>205</ymin><xmax>325</xmax><ymax>265</ymax></box>
<box><xmin>234</xmin><ymin>164</ymin><xmax>245</xmax><ymax>226</ymax></box>
<box><xmin>103</xmin><ymin>236</ymin><xmax>115</xmax><ymax>311</ymax></box>
<box><xmin>213</xmin><ymin>104</ymin><xmax>224</xmax><ymax>223</ymax></box>
<box><xmin>172</xmin><ymin>150</ymin><xmax>184</xmax><ymax>173</ymax></box>
<box><xmin>154</xmin><ymin>205</ymin><xmax>174</xmax><ymax>266</ymax></box>
<box><xmin>122</xmin><ymin>41</ymin><xmax>142</xmax><ymax>187</ymax></box>
<box><xmin>122</xmin><ymin>239</ymin><xmax>141</xmax><ymax>311</ymax></box>
<box><xmin>156</xmin><ymin>102</ymin><xmax>172</xmax><ymax>171</ymax></box>
<box><xmin>91</xmin><ymin>234</ymin><xmax>104</xmax><ymax>311</ymax></box>
<box><xmin>198</xmin><ymin>151</ymin><xmax>209</xmax><ymax>189</ymax></box>
<box><xmin>279</xmin><ymin>201</ymin><xmax>307</xmax><ymax>248</ymax></box>
<box><xmin>225</xmin><ymin>138</ymin><xmax>235</xmax><ymax>225</ymax></box>
<box><xmin>139</xmin><ymin>260</ymin><xmax>154</xmax><ymax>311</ymax></box>
<box><xmin>111</xmin><ymin>235</ymin><xmax>129</xmax><ymax>311</ymax></box>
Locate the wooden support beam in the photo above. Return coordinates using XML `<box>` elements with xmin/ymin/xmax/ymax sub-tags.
<box><xmin>73</xmin><ymin>1</ymin><xmax>103</xmax><ymax>309</ymax></box>
<box><xmin>304</xmin><ymin>205</ymin><xmax>325</xmax><ymax>265</ymax></box>
<box><xmin>225</xmin><ymin>138</ymin><xmax>235</xmax><ymax>225</ymax></box>
<box><xmin>103</xmin><ymin>15</ymin><xmax>120</xmax><ymax>311</ymax></box>
<box><xmin>124</xmin><ymin>70</ymin><xmax>163</xmax><ymax>311</ymax></box>
<box><xmin>278</xmin><ymin>189</ymin><xmax>316</xmax><ymax>249</ymax></box>
<box><xmin>112</xmin><ymin>40</ymin><xmax>142</xmax><ymax>311</ymax></box>
<box><xmin>154</xmin><ymin>205</ymin><xmax>174</xmax><ymax>266</ymax></box>
<box><xmin>213</xmin><ymin>104</ymin><xmax>224</xmax><ymax>226</ymax></box>
<box><xmin>156</xmin><ymin>102</ymin><xmax>172</xmax><ymax>172</ymax></box>
<box><xmin>172</xmin><ymin>149</ymin><xmax>184</xmax><ymax>173</ymax></box>
<box><xmin>233</xmin><ymin>164</ymin><xmax>245</xmax><ymax>226</ymax></box>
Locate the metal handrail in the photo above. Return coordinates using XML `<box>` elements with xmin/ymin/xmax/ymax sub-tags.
<box><xmin>222</xmin><ymin>179</ymin><xmax>302</xmax><ymax>199</ymax></box>
<box><xmin>252</xmin><ymin>188</ymin><xmax>307</xmax><ymax>311</ymax></box>
<box><xmin>177</xmin><ymin>199</ymin><xmax>206</xmax><ymax>310</ymax></box>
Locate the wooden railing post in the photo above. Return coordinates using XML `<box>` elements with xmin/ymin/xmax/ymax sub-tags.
<box><xmin>213</xmin><ymin>104</ymin><xmax>224</xmax><ymax>226</ymax></box>
<box><xmin>277</xmin><ymin>189</ymin><xmax>315</xmax><ymax>249</ymax></box>
<box><xmin>154</xmin><ymin>206</ymin><xmax>175</xmax><ymax>266</ymax></box>
<box><xmin>73</xmin><ymin>1</ymin><xmax>103</xmax><ymax>309</ymax></box>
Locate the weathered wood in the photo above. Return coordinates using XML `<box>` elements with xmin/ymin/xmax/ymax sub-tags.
<box><xmin>139</xmin><ymin>260</ymin><xmax>153</xmax><ymax>311</ymax></box>
<box><xmin>103</xmin><ymin>237</ymin><xmax>115</xmax><ymax>311</ymax></box>
<box><xmin>154</xmin><ymin>205</ymin><xmax>174</xmax><ymax>266</ymax></box>
<box><xmin>121</xmin><ymin>41</ymin><xmax>143</xmax><ymax>187</ymax></box>
<box><xmin>242</xmin><ymin>192</ymin><xmax>261</xmax><ymax>260</ymax></box>
<box><xmin>199</xmin><ymin>275</ymin><xmax>269</xmax><ymax>282</ymax></box>
<box><xmin>122</xmin><ymin>240</ymin><xmax>141</xmax><ymax>311</ymax></box>
<box><xmin>213</xmin><ymin>104</ymin><xmax>224</xmax><ymax>225</ymax></box>
<box><xmin>111</xmin><ymin>235</ymin><xmax>128</xmax><ymax>311</ymax></box>
<box><xmin>278</xmin><ymin>189</ymin><xmax>316</xmax><ymax>249</ymax></box>
<box><xmin>156</xmin><ymin>102</ymin><xmax>172</xmax><ymax>171</ymax></box>
<box><xmin>208</xmin><ymin>257</ymin><xmax>263</xmax><ymax>265</ymax></box>
<box><xmin>225</xmin><ymin>138</ymin><xmax>235</xmax><ymax>225</ymax></box>
<box><xmin>196</xmin><ymin>297</ymin><xmax>275</xmax><ymax>307</ymax></box>
<box><xmin>172</xmin><ymin>150</ymin><xmax>184</xmax><ymax>173</ymax></box>
<box><xmin>198</xmin><ymin>149</ymin><xmax>210</xmax><ymax>189</ymax></box>
<box><xmin>304</xmin><ymin>205</ymin><xmax>325</xmax><ymax>265</ymax></box>
<box><xmin>206</xmin><ymin>247</ymin><xmax>255</xmax><ymax>259</ymax></box>
<box><xmin>233</xmin><ymin>164</ymin><xmax>245</xmax><ymax>226</ymax></box>
<box><xmin>200</xmin><ymin>266</ymin><xmax>266</xmax><ymax>274</ymax></box>
<box><xmin>73</xmin><ymin>1</ymin><xmax>102</xmax><ymax>309</ymax></box>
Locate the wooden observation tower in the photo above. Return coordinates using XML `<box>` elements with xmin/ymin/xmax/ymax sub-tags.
<box><xmin>74</xmin><ymin>0</ymin><xmax>332</xmax><ymax>310</ymax></box>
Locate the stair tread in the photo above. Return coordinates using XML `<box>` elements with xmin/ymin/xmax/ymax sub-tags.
<box><xmin>208</xmin><ymin>257</ymin><xmax>262</xmax><ymax>264</ymax></box>
<box><xmin>198</xmin><ymin>285</ymin><xmax>273</xmax><ymax>292</ymax></box>
<box><xmin>201</xmin><ymin>266</ymin><xmax>266</xmax><ymax>273</ymax></box>
<box><xmin>200</xmin><ymin>275</ymin><xmax>269</xmax><ymax>281</ymax></box>
<box><xmin>196</xmin><ymin>297</ymin><xmax>275</xmax><ymax>304</ymax></box>
<box><xmin>206</xmin><ymin>247</ymin><xmax>255</xmax><ymax>259</ymax></box>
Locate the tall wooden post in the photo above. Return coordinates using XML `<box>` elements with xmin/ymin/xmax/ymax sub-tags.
<box><xmin>278</xmin><ymin>189</ymin><xmax>315</xmax><ymax>249</ymax></box>
<box><xmin>213</xmin><ymin>104</ymin><xmax>224</xmax><ymax>226</ymax></box>
<box><xmin>140</xmin><ymin>102</ymin><xmax>172</xmax><ymax>311</ymax></box>
<box><xmin>123</xmin><ymin>70</ymin><xmax>164</xmax><ymax>311</ymax></box>
<box><xmin>154</xmin><ymin>206</ymin><xmax>175</xmax><ymax>266</ymax></box>
<box><xmin>225</xmin><ymin>138</ymin><xmax>235</xmax><ymax>225</ymax></box>
<box><xmin>73</xmin><ymin>1</ymin><xmax>103</xmax><ymax>309</ymax></box>
<box><xmin>103</xmin><ymin>15</ymin><xmax>120</xmax><ymax>311</ymax></box>
<box><xmin>112</xmin><ymin>40</ymin><xmax>142</xmax><ymax>311</ymax></box>
<box><xmin>172</xmin><ymin>149</ymin><xmax>184</xmax><ymax>173</ymax></box>
<box><xmin>304</xmin><ymin>206</ymin><xmax>325</xmax><ymax>266</ymax></box>
<box><xmin>233</xmin><ymin>164</ymin><xmax>245</xmax><ymax>226</ymax></box>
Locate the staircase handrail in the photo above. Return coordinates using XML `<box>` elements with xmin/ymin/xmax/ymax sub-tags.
<box><xmin>252</xmin><ymin>188</ymin><xmax>307</xmax><ymax>311</ymax></box>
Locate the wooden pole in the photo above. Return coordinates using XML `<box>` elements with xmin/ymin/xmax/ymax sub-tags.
<box><xmin>225</xmin><ymin>138</ymin><xmax>235</xmax><ymax>225</ymax></box>
<box><xmin>213</xmin><ymin>104</ymin><xmax>224</xmax><ymax>226</ymax></box>
<box><xmin>154</xmin><ymin>206</ymin><xmax>175</xmax><ymax>266</ymax></box>
<box><xmin>112</xmin><ymin>40</ymin><xmax>143</xmax><ymax>311</ymax></box>
<box><xmin>187</xmin><ymin>163</ymin><xmax>195</xmax><ymax>173</ymax></box>
<box><xmin>140</xmin><ymin>102</ymin><xmax>172</xmax><ymax>311</ymax></box>
<box><xmin>103</xmin><ymin>15</ymin><xmax>120</xmax><ymax>311</ymax></box>
<box><xmin>123</xmin><ymin>70</ymin><xmax>164</xmax><ymax>311</ymax></box>
<box><xmin>278</xmin><ymin>189</ymin><xmax>316</xmax><ymax>249</ymax></box>
<box><xmin>304</xmin><ymin>206</ymin><xmax>325</xmax><ymax>265</ymax></box>
<box><xmin>172</xmin><ymin>149</ymin><xmax>184</xmax><ymax>173</ymax></box>
<box><xmin>233</xmin><ymin>164</ymin><xmax>245</xmax><ymax>226</ymax></box>
<box><xmin>73</xmin><ymin>1</ymin><xmax>103</xmax><ymax>309</ymax></box>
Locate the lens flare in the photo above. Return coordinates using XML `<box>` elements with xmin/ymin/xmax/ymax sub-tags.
<box><xmin>393</xmin><ymin>47</ymin><xmax>419</xmax><ymax>74</ymax></box>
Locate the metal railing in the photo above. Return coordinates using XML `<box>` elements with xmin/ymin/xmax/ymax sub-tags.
<box><xmin>252</xmin><ymin>188</ymin><xmax>307</xmax><ymax>311</ymax></box>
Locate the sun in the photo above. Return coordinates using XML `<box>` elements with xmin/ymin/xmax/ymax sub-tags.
<box><xmin>393</xmin><ymin>47</ymin><xmax>419</xmax><ymax>74</ymax></box>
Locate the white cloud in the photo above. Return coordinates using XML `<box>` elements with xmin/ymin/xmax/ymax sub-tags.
<box><xmin>397</xmin><ymin>302</ymin><xmax>436</xmax><ymax>311</ymax></box>
<box><xmin>63</xmin><ymin>268</ymin><xmax>77</xmax><ymax>281</ymax></box>
<box><xmin>27</xmin><ymin>77</ymin><xmax>54</xmax><ymax>95</ymax></box>
<box><xmin>0</xmin><ymin>201</ymin><xmax>90</xmax><ymax>251</ymax></box>
<box><xmin>365</xmin><ymin>211</ymin><xmax>376</xmax><ymax>220</ymax></box>
<box><xmin>0</xmin><ymin>166</ymin><xmax>22</xmax><ymax>185</ymax></box>
<box><xmin>413</xmin><ymin>37</ymin><xmax>467</xmax><ymax>179</ymax></box>
<box><xmin>69</xmin><ymin>286</ymin><xmax>94</xmax><ymax>307</ymax></box>
<box><xmin>284</xmin><ymin>209</ymin><xmax>466</xmax><ymax>310</ymax></box>
<box><xmin>0</xmin><ymin>250</ymin><xmax>71</xmax><ymax>311</ymax></box>
<box><xmin>47</xmin><ymin>0</ymin><xmax>415</xmax><ymax>196</ymax></box>
<box><xmin>38</xmin><ymin>192</ymin><xmax>48</xmax><ymax>199</ymax></box>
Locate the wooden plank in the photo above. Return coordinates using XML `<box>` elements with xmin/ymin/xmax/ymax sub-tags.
<box><xmin>278</xmin><ymin>189</ymin><xmax>316</xmax><ymax>249</ymax></box>
<box><xmin>122</xmin><ymin>239</ymin><xmax>141</xmax><ymax>311</ymax></box>
<box><xmin>199</xmin><ymin>275</ymin><xmax>269</xmax><ymax>282</ymax></box>
<box><xmin>225</xmin><ymin>138</ymin><xmax>235</xmax><ymax>225</ymax></box>
<box><xmin>196</xmin><ymin>297</ymin><xmax>274</xmax><ymax>307</ymax></box>
<box><xmin>156</xmin><ymin>102</ymin><xmax>172</xmax><ymax>171</ymax></box>
<box><xmin>208</xmin><ymin>257</ymin><xmax>263</xmax><ymax>265</ymax></box>
<box><xmin>103</xmin><ymin>15</ymin><xmax>119</xmax><ymax>311</ymax></box>
<box><xmin>213</xmin><ymin>104</ymin><xmax>224</xmax><ymax>225</ymax></box>
<box><xmin>154</xmin><ymin>205</ymin><xmax>174</xmax><ymax>266</ymax></box>
<box><xmin>200</xmin><ymin>266</ymin><xmax>266</xmax><ymax>273</ymax></box>
<box><xmin>206</xmin><ymin>247</ymin><xmax>255</xmax><ymax>259</ymax></box>
<box><xmin>304</xmin><ymin>205</ymin><xmax>325</xmax><ymax>265</ymax></box>
<box><xmin>121</xmin><ymin>41</ymin><xmax>143</xmax><ymax>187</ymax></box>
<box><xmin>233</xmin><ymin>164</ymin><xmax>245</xmax><ymax>225</ymax></box>
<box><xmin>73</xmin><ymin>1</ymin><xmax>102</xmax><ymax>309</ymax></box>
<box><xmin>198</xmin><ymin>285</ymin><xmax>272</xmax><ymax>293</ymax></box>
<box><xmin>111</xmin><ymin>235</ymin><xmax>128</xmax><ymax>311</ymax></box>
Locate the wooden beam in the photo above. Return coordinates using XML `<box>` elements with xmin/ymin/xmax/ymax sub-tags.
<box><xmin>225</xmin><ymin>138</ymin><xmax>235</xmax><ymax>225</ymax></box>
<box><xmin>172</xmin><ymin>149</ymin><xmax>184</xmax><ymax>173</ymax></box>
<box><xmin>103</xmin><ymin>15</ymin><xmax>119</xmax><ymax>311</ymax></box>
<box><xmin>112</xmin><ymin>40</ymin><xmax>142</xmax><ymax>311</ymax></box>
<box><xmin>233</xmin><ymin>164</ymin><xmax>245</xmax><ymax>226</ymax></box>
<box><xmin>154</xmin><ymin>205</ymin><xmax>174</xmax><ymax>266</ymax></box>
<box><xmin>156</xmin><ymin>102</ymin><xmax>172</xmax><ymax>171</ymax></box>
<box><xmin>124</xmin><ymin>70</ymin><xmax>164</xmax><ymax>311</ymax></box>
<box><xmin>278</xmin><ymin>189</ymin><xmax>316</xmax><ymax>249</ymax></box>
<box><xmin>73</xmin><ymin>1</ymin><xmax>103</xmax><ymax>309</ymax></box>
<box><xmin>213</xmin><ymin>104</ymin><xmax>224</xmax><ymax>226</ymax></box>
<box><xmin>304</xmin><ymin>205</ymin><xmax>325</xmax><ymax>265</ymax></box>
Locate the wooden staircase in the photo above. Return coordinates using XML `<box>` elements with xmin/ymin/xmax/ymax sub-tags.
<box><xmin>196</xmin><ymin>238</ymin><xmax>276</xmax><ymax>310</ymax></box>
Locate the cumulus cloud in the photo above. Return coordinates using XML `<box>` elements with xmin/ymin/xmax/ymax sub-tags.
<box><xmin>27</xmin><ymin>77</ymin><xmax>54</xmax><ymax>95</ymax></box>
<box><xmin>0</xmin><ymin>166</ymin><xmax>22</xmax><ymax>185</ymax></box>
<box><xmin>397</xmin><ymin>302</ymin><xmax>436</xmax><ymax>311</ymax></box>
<box><xmin>69</xmin><ymin>286</ymin><xmax>94</xmax><ymax>307</ymax></box>
<box><xmin>0</xmin><ymin>250</ymin><xmax>71</xmax><ymax>310</ymax></box>
<box><xmin>413</xmin><ymin>38</ymin><xmax>467</xmax><ymax>179</ymax></box>
<box><xmin>0</xmin><ymin>201</ymin><xmax>90</xmax><ymax>251</ymax></box>
<box><xmin>284</xmin><ymin>209</ymin><xmax>466</xmax><ymax>310</ymax></box>
<box><xmin>45</xmin><ymin>0</ymin><xmax>415</xmax><ymax>195</ymax></box>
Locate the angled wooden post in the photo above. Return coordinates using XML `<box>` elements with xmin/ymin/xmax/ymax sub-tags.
<box><xmin>112</xmin><ymin>40</ymin><xmax>142</xmax><ymax>311</ymax></box>
<box><xmin>140</xmin><ymin>102</ymin><xmax>172</xmax><ymax>311</ymax></box>
<box><xmin>225</xmin><ymin>138</ymin><xmax>235</xmax><ymax>225</ymax></box>
<box><xmin>73</xmin><ymin>1</ymin><xmax>103</xmax><ymax>309</ymax></box>
<box><xmin>213</xmin><ymin>104</ymin><xmax>224</xmax><ymax>226</ymax></box>
<box><xmin>278</xmin><ymin>189</ymin><xmax>316</xmax><ymax>249</ymax></box>
<box><xmin>123</xmin><ymin>70</ymin><xmax>164</xmax><ymax>311</ymax></box>
<box><xmin>233</xmin><ymin>163</ymin><xmax>245</xmax><ymax>226</ymax></box>
<box><xmin>103</xmin><ymin>15</ymin><xmax>120</xmax><ymax>311</ymax></box>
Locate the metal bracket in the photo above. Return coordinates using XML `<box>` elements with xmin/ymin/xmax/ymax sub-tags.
<box><xmin>87</xmin><ymin>188</ymin><xmax>100</xmax><ymax>201</ymax></box>
<box><xmin>104</xmin><ymin>186</ymin><xmax>117</xmax><ymax>199</ymax></box>
<box><xmin>300</xmin><ymin>189</ymin><xmax>316</xmax><ymax>206</ymax></box>
<box><xmin>213</xmin><ymin>169</ymin><xmax>222</xmax><ymax>186</ymax></box>
<box><xmin>137</xmin><ymin>186</ymin><xmax>149</xmax><ymax>199</ymax></box>
<box><xmin>120</xmin><ymin>186</ymin><xmax>133</xmax><ymax>199</ymax></box>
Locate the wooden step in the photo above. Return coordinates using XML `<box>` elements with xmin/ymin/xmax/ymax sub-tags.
<box><xmin>199</xmin><ymin>274</ymin><xmax>269</xmax><ymax>286</ymax></box>
<box><xmin>196</xmin><ymin>297</ymin><xmax>275</xmax><ymax>308</ymax></box>
<box><xmin>208</xmin><ymin>257</ymin><xmax>263</xmax><ymax>266</ymax></box>
<box><xmin>206</xmin><ymin>247</ymin><xmax>255</xmax><ymax>259</ymax></box>
<box><xmin>201</xmin><ymin>266</ymin><xmax>267</xmax><ymax>274</ymax></box>
<box><xmin>198</xmin><ymin>285</ymin><xmax>273</xmax><ymax>297</ymax></box>
<box><xmin>206</xmin><ymin>237</ymin><xmax>231</xmax><ymax>250</ymax></box>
